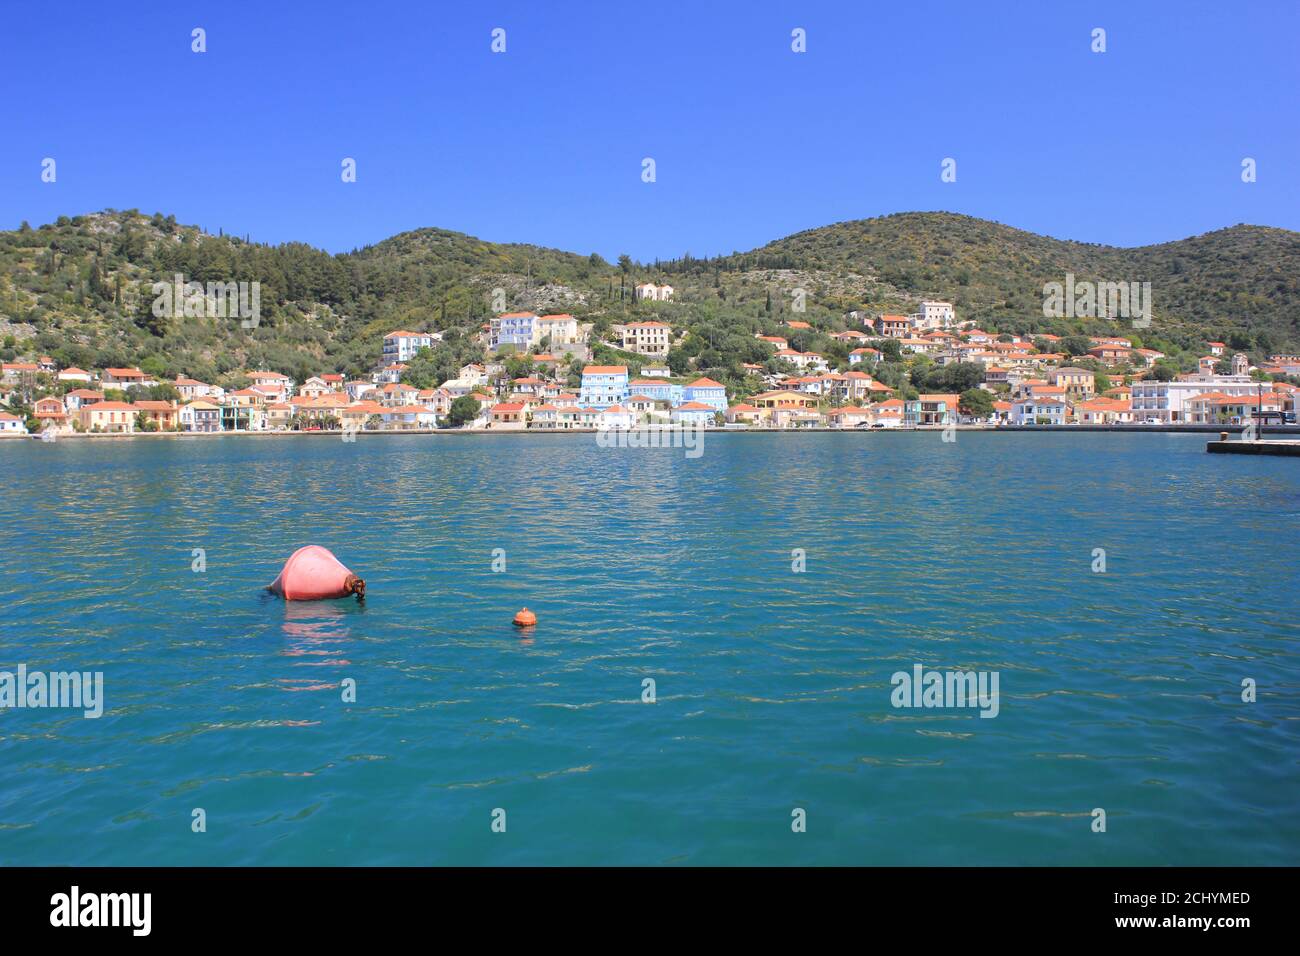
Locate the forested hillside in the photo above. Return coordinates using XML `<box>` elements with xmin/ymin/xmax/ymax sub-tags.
<box><xmin>2</xmin><ymin>209</ymin><xmax>1296</xmax><ymax>392</ymax></box>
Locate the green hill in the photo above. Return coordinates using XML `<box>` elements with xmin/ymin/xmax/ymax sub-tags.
<box><xmin>665</xmin><ymin>212</ymin><xmax>1300</xmax><ymax>351</ymax></box>
<box><xmin>1</xmin><ymin>209</ymin><xmax>1296</xmax><ymax>391</ymax></box>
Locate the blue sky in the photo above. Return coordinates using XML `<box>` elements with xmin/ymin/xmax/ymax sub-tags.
<box><xmin>2</xmin><ymin>0</ymin><xmax>1296</xmax><ymax>259</ymax></box>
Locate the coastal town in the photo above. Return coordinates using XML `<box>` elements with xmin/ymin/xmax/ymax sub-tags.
<box><xmin>3</xmin><ymin>297</ymin><xmax>1299</xmax><ymax>438</ymax></box>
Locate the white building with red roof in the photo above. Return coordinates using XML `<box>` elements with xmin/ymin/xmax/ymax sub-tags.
<box><xmin>382</xmin><ymin>330</ymin><xmax>436</xmax><ymax>364</ymax></box>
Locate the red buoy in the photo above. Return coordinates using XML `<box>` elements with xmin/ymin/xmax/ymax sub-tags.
<box><xmin>268</xmin><ymin>546</ymin><xmax>366</xmax><ymax>601</ymax></box>
<box><xmin>512</xmin><ymin>607</ymin><xmax>537</xmax><ymax>627</ymax></box>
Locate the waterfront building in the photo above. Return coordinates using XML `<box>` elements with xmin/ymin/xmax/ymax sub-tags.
<box><xmin>381</xmin><ymin>405</ymin><xmax>438</xmax><ymax>430</ymax></box>
<box><xmin>683</xmin><ymin>377</ymin><xmax>727</xmax><ymax>412</ymax></box>
<box><xmin>1131</xmin><ymin>374</ymin><xmax>1263</xmax><ymax>422</ymax></box>
<box><xmin>133</xmin><ymin>400</ymin><xmax>180</xmax><ymax>430</ymax></box>
<box><xmin>1073</xmin><ymin>398</ymin><xmax>1133</xmax><ymax>424</ymax></box>
<box><xmin>670</xmin><ymin>402</ymin><xmax>716</xmax><ymax>426</ymax></box>
<box><xmin>180</xmin><ymin>400</ymin><xmax>222</xmax><ymax>432</ymax></box>
<box><xmin>725</xmin><ymin>403</ymin><xmax>764</xmax><ymax>425</ymax></box>
<box><xmin>34</xmin><ymin>397</ymin><xmax>70</xmax><ymax>434</ymax></box>
<box><xmin>579</xmin><ymin>365</ymin><xmax>629</xmax><ymax>408</ymax></box>
<box><xmin>1010</xmin><ymin>395</ymin><xmax>1067</xmax><ymax>425</ymax></box>
<box><xmin>264</xmin><ymin>403</ymin><xmax>293</xmax><ymax>430</ymax></box>
<box><xmin>827</xmin><ymin>406</ymin><xmax>871</xmax><ymax>428</ymax></box>
<box><xmin>751</xmin><ymin>390</ymin><xmax>817</xmax><ymax>411</ymax></box>
<box><xmin>600</xmin><ymin>405</ymin><xmax>636</xmax><ymax>429</ymax></box>
<box><xmin>490</xmin><ymin>402</ymin><xmax>528</xmax><ymax>429</ymax></box>
<box><xmin>78</xmin><ymin>400</ymin><xmax>136</xmax><ymax>433</ymax></box>
<box><xmin>867</xmin><ymin>399</ymin><xmax>906</xmax><ymax>427</ymax></box>
<box><xmin>905</xmin><ymin>394</ymin><xmax>961</xmax><ymax>426</ymax></box>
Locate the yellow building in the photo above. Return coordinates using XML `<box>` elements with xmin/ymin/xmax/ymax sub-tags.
<box><xmin>1049</xmin><ymin>367</ymin><xmax>1096</xmax><ymax>399</ymax></box>
<box><xmin>79</xmin><ymin>401</ymin><xmax>137</xmax><ymax>433</ymax></box>
<box><xmin>750</xmin><ymin>390</ymin><xmax>818</xmax><ymax>410</ymax></box>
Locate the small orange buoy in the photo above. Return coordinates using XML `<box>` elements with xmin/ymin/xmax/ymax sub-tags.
<box><xmin>513</xmin><ymin>607</ymin><xmax>537</xmax><ymax>627</ymax></box>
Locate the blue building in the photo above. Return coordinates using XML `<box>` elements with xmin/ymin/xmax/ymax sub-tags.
<box><xmin>671</xmin><ymin>402</ymin><xmax>717</xmax><ymax>425</ymax></box>
<box><xmin>629</xmin><ymin>378</ymin><xmax>682</xmax><ymax>405</ymax></box>
<box><xmin>579</xmin><ymin>365</ymin><xmax>630</xmax><ymax>408</ymax></box>
<box><xmin>683</xmin><ymin>377</ymin><xmax>727</xmax><ymax>412</ymax></box>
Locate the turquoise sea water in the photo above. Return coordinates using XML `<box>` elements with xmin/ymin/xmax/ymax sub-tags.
<box><xmin>1</xmin><ymin>432</ymin><xmax>1297</xmax><ymax>866</ymax></box>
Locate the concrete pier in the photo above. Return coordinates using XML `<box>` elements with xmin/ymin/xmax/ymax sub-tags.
<box><xmin>1207</xmin><ymin>440</ymin><xmax>1300</xmax><ymax>456</ymax></box>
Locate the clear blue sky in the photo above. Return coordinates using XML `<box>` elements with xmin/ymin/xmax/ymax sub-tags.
<box><xmin>2</xmin><ymin>0</ymin><xmax>1296</xmax><ymax>260</ymax></box>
